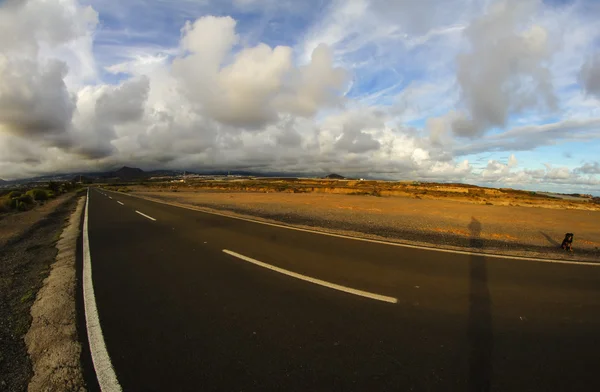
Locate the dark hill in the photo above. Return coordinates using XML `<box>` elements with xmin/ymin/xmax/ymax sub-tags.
<box><xmin>323</xmin><ymin>173</ymin><xmax>345</xmax><ymax>179</ymax></box>
<box><xmin>102</xmin><ymin>166</ymin><xmax>146</xmax><ymax>180</ymax></box>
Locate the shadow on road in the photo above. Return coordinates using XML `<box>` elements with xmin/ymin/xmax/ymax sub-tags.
<box><xmin>467</xmin><ymin>217</ymin><xmax>493</xmax><ymax>392</ymax></box>
<box><xmin>540</xmin><ymin>231</ymin><xmax>560</xmax><ymax>247</ymax></box>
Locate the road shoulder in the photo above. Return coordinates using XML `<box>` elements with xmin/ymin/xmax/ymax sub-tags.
<box><xmin>0</xmin><ymin>193</ymin><xmax>83</xmax><ymax>391</ymax></box>
<box><xmin>25</xmin><ymin>196</ymin><xmax>86</xmax><ymax>391</ymax></box>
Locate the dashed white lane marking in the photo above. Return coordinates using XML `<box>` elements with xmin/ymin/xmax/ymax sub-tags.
<box><xmin>109</xmin><ymin>196</ymin><xmax>112</xmax><ymax>199</ymax></box>
<box><xmin>117</xmin><ymin>201</ymin><xmax>124</xmax><ymax>206</ymax></box>
<box><xmin>135</xmin><ymin>210</ymin><xmax>157</xmax><ymax>221</ymax></box>
<box><xmin>222</xmin><ymin>249</ymin><xmax>398</xmax><ymax>304</ymax></box>
<box><xmin>83</xmin><ymin>189</ymin><xmax>122</xmax><ymax>391</ymax></box>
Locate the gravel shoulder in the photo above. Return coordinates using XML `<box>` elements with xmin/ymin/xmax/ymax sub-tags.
<box><xmin>0</xmin><ymin>193</ymin><xmax>82</xmax><ymax>391</ymax></box>
<box><xmin>130</xmin><ymin>190</ymin><xmax>600</xmax><ymax>263</ymax></box>
<box><xmin>25</xmin><ymin>197</ymin><xmax>86</xmax><ymax>392</ymax></box>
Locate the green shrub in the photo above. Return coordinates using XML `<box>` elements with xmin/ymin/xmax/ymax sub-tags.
<box><xmin>9</xmin><ymin>198</ymin><xmax>18</xmax><ymax>209</ymax></box>
<box><xmin>17</xmin><ymin>201</ymin><xmax>29</xmax><ymax>211</ymax></box>
<box><xmin>26</xmin><ymin>189</ymin><xmax>49</xmax><ymax>201</ymax></box>
<box><xmin>7</xmin><ymin>190</ymin><xmax>22</xmax><ymax>199</ymax></box>
<box><xmin>18</xmin><ymin>194</ymin><xmax>34</xmax><ymax>205</ymax></box>
<box><xmin>0</xmin><ymin>198</ymin><xmax>10</xmax><ymax>213</ymax></box>
<box><xmin>48</xmin><ymin>181</ymin><xmax>61</xmax><ymax>193</ymax></box>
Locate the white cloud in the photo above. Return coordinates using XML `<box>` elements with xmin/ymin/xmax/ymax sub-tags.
<box><xmin>67</xmin><ymin>76</ymin><xmax>150</xmax><ymax>158</ymax></box>
<box><xmin>575</xmin><ymin>161</ymin><xmax>600</xmax><ymax>175</ymax></box>
<box><xmin>172</xmin><ymin>16</ymin><xmax>347</xmax><ymax>128</ymax></box>
<box><xmin>0</xmin><ymin>0</ymin><xmax>99</xmax><ymax>145</ymax></box>
<box><xmin>453</xmin><ymin>117</ymin><xmax>600</xmax><ymax>156</ymax></box>
<box><xmin>482</xmin><ymin>159</ymin><xmax>512</xmax><ymax>181</ymax></box>
<box><xmin>0</xmin><ymin>58</ymin><xmax>75</xmax><ymax>140</ymax></box>
<box><xmin>452</xmin><ymin>0</ymin><xmax>556</xmax><ymax>137</ymax></box>
<box><xmin>0</xmin><ymin>0</ymin><xmax>98</xmax><ymax>58</ymax></box>
<box><xmin>105</xmin><ymin>52</ymin><xmax>171</xmax><ymax>76</ymax></box>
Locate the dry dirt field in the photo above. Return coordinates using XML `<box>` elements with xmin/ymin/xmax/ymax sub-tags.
<box><xmin>114</xmin><ymin>179</ymin><xmax>600</xmax><ymax>262</ymax></box>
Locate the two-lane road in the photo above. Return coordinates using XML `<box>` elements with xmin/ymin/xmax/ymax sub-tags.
<box><xmin>84</xmin><ymin>188</ymin><xmax>600</xmax><ymax>391</ymax></box>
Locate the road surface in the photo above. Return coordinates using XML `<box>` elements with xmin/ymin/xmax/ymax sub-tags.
<box><xmin>84</xmin><ymin>188</ymin><xmax>600</xmax><ymax>391</ymax></box>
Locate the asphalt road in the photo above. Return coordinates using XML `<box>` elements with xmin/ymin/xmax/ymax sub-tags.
<box><xmin>85</xmin><ymin>188</ymin><xmax>600</xmax><ymax>391</ymax></box>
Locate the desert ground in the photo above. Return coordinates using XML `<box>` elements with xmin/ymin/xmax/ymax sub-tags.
<box><xmin>108</xmin><ymin>178</ymin><xmax>600</xmax><ymax>262</ymax></box>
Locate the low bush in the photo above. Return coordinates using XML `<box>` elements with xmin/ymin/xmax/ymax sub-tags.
<box><xmin>48</xmin><ymin>181</ymin><xmax>61</xmax><ymax>193</ymax></box>
<box><xmin>17</xmin><ymin>201</ymin><xmax>29</xmax><ymax>211</ymax></box>
<box><xmin>0</xmin><ymin>198</ymin><xmax>11</xmax><ymax>213</ymax></box>
<box><xmin>18</xmin><ymin>194</ymin><xmax>34</xmax><ymax>205</ymax></box>
<box><xmin>26</xmin><ymin>188</ymin><xmax>49</xmax><ymax>201</ymax></box>
<box><xmin>7</xmin><ymin>190</ymin><xmax>22</xmax><ymax>199</ymax></box>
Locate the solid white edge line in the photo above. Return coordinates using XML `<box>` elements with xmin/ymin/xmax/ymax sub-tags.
<box><xmin>83</xmin><ymin>188</ymin><xmax>122</xmax><ymax>391</ymax></box>
<box><xmin>117</xmin><ymin>201</ymin><xmax>124</xmax><ymax>206</ymax></box>
<box><xmin>121</xmin><ymin>193</ymin><xmax>599</xmax><ymax>267</ymax></box>
<box><xmin>223</xmin><ymin>249</ymin><xmax>398</xmax><ymax>304</ymax></box>
<box><xmin>135</xmin><ymin>210</ymin><xmax>156</xmax><ymax>221</ymax></box>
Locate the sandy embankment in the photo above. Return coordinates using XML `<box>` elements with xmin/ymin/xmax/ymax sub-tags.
<box><xmin>127</xmin><ymin>189</ymin><xmax>600</xmax><ymax>262</ymax></box>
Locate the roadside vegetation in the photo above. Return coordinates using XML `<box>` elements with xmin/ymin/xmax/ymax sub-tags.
<box><xmin>0</xmin><ymin>182</ymin><xmax>82</xmax><ymax>215</ymax></box>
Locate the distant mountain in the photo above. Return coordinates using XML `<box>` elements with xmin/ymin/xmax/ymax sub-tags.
<box><xmin>0</xmin><ymin>179</ymin><xmax>6</xmax><ymax>184</ymax></box>
<box><xmin>102</xmin><ymin>166</ymin><xmax>146</xmax><ymax>180</ymax></box>
<box><xmin>116</xmin><ymin>166</ymin><xmax>144</xmax><ymax>178</ymax></box>
<box><xmin>323</xmin><ymin>173</ymin><xmax>345</xmax><ymax>179</ymax></box>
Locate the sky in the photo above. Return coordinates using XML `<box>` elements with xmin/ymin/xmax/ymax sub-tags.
<box><xmin>0</xmin><ymin>0</ymin><xmax>600</xmax><ymax>194</ymax></box>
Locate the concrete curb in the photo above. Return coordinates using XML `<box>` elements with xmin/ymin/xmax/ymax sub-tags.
<box><xmin>25</xmin><ymin>197</ymin><xmax>86</xmax><ymax>392</ymax></box>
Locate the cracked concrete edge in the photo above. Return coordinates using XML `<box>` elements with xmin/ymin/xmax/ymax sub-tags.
<box><xmin>25</xmin><ymin>197</ymin><xmax>86</xmax><ymax>392</ymax></box>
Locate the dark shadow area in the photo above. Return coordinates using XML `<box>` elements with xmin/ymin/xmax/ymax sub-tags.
<box><xmin>467</xmin><ymin>217</ymin><xmax>493</xmax><ymax>392</ymax></box>
<box><xmin>540</xmin><ymin>231</ymin><xmax>560</xmax><ymax>247</ymax></box>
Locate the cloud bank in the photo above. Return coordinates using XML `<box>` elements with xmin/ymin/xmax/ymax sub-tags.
<box><xmin>0</xmin><ymin>0</ymin><xmax>599</xmax><ymax>194</ymax></box>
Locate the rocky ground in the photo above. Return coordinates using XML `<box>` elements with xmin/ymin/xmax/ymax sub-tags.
<box><xmin>129</xmin><ymin>189</ymin><xmax>600</xmax><ymax>262</ymax></box>
<box><xmin>0</xmin><ymin>194</ymin><xmax>81</xmax><ymax>392</ymax></box>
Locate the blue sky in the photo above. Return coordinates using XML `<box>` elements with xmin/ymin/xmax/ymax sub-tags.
<box><xmin>1</xmin><ymin>0</ymin><xmax>600</xmax><ymax>194</ymax></box>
